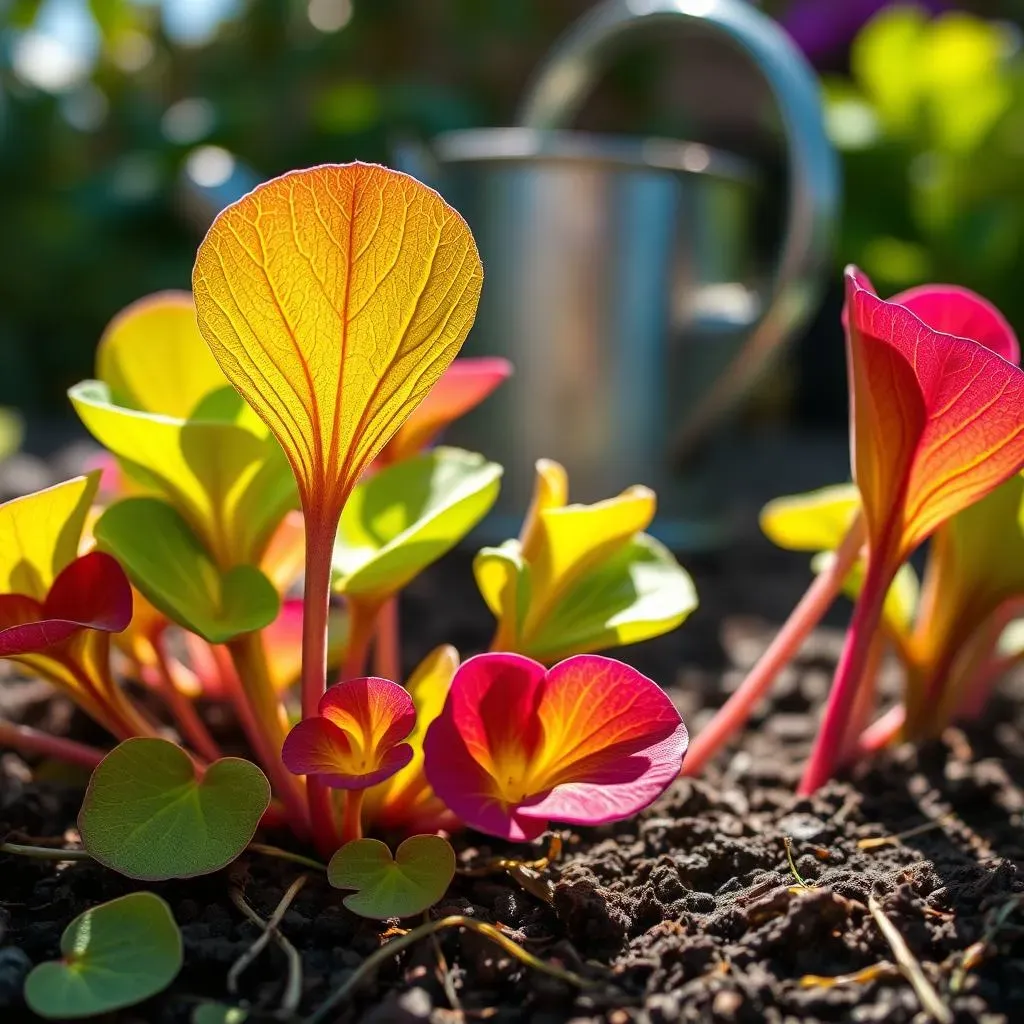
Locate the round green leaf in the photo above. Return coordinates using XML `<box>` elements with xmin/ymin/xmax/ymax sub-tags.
<box><xmin>333</xmin><ymin>447</ymin><xmax>502</xmax><ymax>600</ymax></box>
<box><xmin>24</xmin><ymin>892</ymin><xmax>182</xmax><ymax>1019</ymax></box>
<box><xmin>79</xmin><ymin>738</ymin><xmax>271</xmax><ymax>880</ymax></box>
<box><xmin>526</xmin><ymin>533</ymin><xmax>697</xmax><ymax>662</ymax></box>
<box><xmin>94</xmin><ymin>497</ymin><xmax>280</xmax><ymax>643</ymax></box>
<box><xmin>327</xmin><ymin>835</ymin><xmax>456</xmax><ymax>919</ymax></box>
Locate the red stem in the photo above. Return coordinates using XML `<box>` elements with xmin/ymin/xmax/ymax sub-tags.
<box><xmin>373</xmin><ymin>596</ymin><xmax>401</xmax><ymax>681</ymax></box>
<box><xmin>838</xmin><ymin>630</ymin><xmax>885</xmax><ymax>764</ymax></box>
<box><xmin>682</xmin><ymin>516</ymin><xmax>864</xmax><ymax>778</ymax></box>
<box><xmin>151</xmin><ymin>631</ymin><xmax>222</xmax><ymax>763</ymax></box>
<box><xmin>0</xmin><ymin>719</ymin><xmax>107</xmax><ymax>770</ymax></box>
<box><xmin>301</xmin><ymin>514</ymin><xmax>343</xmax><ymax>856</ymax></box>
<box><xmin>339</xmin><ymin>598</ymin><xmax>377</xmax><ymax>684</ymax></box>
<box><xmin>799</xmin><ymin>546</ymin><xmax>894</xmax><ymax>794</ymax></box>
<box><xmin>341</xmin><ymin>788</ymin><xmax>364</xmax><ymax>844</ymax></box>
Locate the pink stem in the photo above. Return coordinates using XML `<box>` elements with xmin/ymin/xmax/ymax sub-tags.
<box><xmin>682</xmin><ymin>516</ymin><xmax>864</xmax><ymax>778</ymax></box>
<box><xmin>799</xmin><ymin>547</ymin><xmax>893</xmax><ymax>794</ymax></box>
<box><xmin>301</xmin><ymin>514</ymin><xmax>343</xmax><ymax>856</ymax></box>
<box><xmin>341</xmin><ymin>788</ymin><xmax>364</xmax><ymax>844</ymax></box>
<box><xmin>0</xmin><ymin>719</ymin><xmax>107</xmax><ymax>770</ymax></box>
<box><xmin>373</xmin><ymin>596</ymin><xmax>401</xmax><ymax>682</ymax></box>
<box><xmin>852</xmin><ymin>703</ymin><xmax>905</xmax><ymax>757</ymax></box>
<box><xmin>838</xmin><ymin>630</ymin><xmax>885</xmax><ymax>764</ymax></box>
<box><xmin>339</xmin><ymin>598</ymin><xmax>377</xmax><ymax>684</ymax></box>
<box><xmin>151</xmin><ymin>631</ymin><xmax>222</xmax><ymax>763</ymax></box>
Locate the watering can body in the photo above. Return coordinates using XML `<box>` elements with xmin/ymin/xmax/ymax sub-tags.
<box><xmin>395</xmin><ymin>0</ymin><xmax>840</xmax><ymax>549</ymax></box>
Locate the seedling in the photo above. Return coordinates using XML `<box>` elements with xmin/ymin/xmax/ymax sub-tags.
<box><xmin>23</xmin><ymin>892</ymin><xmax>182</xmax><ymax>1019</ymax></box>
<box><xmin>327</xmin><ymin>835</ymin><xmax>456</xmax><ymax>919</ymax></box>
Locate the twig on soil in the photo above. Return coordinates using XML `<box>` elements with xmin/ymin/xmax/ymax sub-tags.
<box><xmin>868</xmin><ymin>894</ymin><xmax>953</xmax><ymax>1024</ymax></box>
<box><xmin>304</xmin><ymin>915</ymin><xmax>590</xmax><ymax>1024</ymax></box>
<box><xmin>229</xmin><ymin>875</ymin><xmax>307</xmax><ymax>1017</ymax></box>
<box><xmin>248</xmin><ymin>843</ymin><xmax>327</xmax><ymax>873</ymax></box>
<box><xmin>857</xmin><ymin>814</ymin><xmax>955</xmax><ymax>851</ymax></box>
<box><xmin>950</xmin><ymin>892</ymin><xmax>1024</xmax><ymax>993</ymax></box>
<box><xmin>783</xmin><ymin>837</ymin><xmax>816</xmax><ymax>891</ymax></box>
<box><xmin>799</xmin><ymin>961</ymin><xmax>900</xmax><ymax>988</ymax></box>
<box><xmin>0</xmin><ymin>842</ymin><xmax>92</xmax><ymax>861</ymax></box>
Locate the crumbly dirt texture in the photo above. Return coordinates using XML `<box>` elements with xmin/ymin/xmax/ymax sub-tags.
<box><xmin>1</xmin><ymin>548</ymin><xmax>1023</xmax><ymax>1023</ymax></box>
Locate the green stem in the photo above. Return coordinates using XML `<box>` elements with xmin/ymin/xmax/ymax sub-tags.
<box><xmin>224</xmin><ymin>634</ymin><xmax>309</xmax><ymax>839</ymax></box>
<box><xmin>341</xmin><ymin>788</ymin><xmax>364</xmax><ymax>843</ymax></box>
<box><xmin>301</xmin><ymin>514</ymin><xmax>343</xmax><ymax>856</ymax></box>
<box><xmin>799</xmin><ymin>545</ymin><xmax>894</xmax><ymax>794</ymax></box>
<box><xmin>248</xmin><ymin>842</ymin><xmax>327</xmax><ymax>872</ymax></box>
<box><xmin>305</xmin><ymin>915</ymin><xmax>589</xmax><ymax>1024</ymax></box>
<box><xmin>0</xmin><ymin>842</ymin><xmax>93</xmax><ymax>861</ymax></box>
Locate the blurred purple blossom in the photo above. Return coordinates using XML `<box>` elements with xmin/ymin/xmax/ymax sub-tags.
<box><xmin>781</xmin><ymin>0</ymin><xmax>949</xmax><ymax>64</ymax></box>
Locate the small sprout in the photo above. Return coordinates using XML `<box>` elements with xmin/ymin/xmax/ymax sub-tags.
<box><xmin>327</xmin><ymin>835</ymin><xmax>456</xmax><ymax>919</ymax></box>
<box><xmin>424</xmin><ymin>652</ymin><xmax>688</xmax><ymax>841</ymax></box>
<box><xmin>24</xmin><ymin>891</ymin><xmax>182</xmax><ymax>1019</ymax></box>
<box><xmin>282</xmin><ymin>677</ymin><xmax>415</xmax><ymax>790</ymax></box>
<box><xmin>475</xmin><ymin>459</ymin><xmax>696</xmax><ymax>662</ymax></box>
<box><xmin>379</xmin><ymin>356</ymin><xmax>512</xmax><ymax>465</ymax></box>
<box><xmin>79</xmin><ymin>737</ymin><xmax>271</xmax><ymax>880</ymax></box>
<box><xmin>95</xmin><ymin>497</ymin><xmax>280</xmax><ymax>644</ymax></box>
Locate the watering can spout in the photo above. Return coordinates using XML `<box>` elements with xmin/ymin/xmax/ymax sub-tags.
<box><xmin>391</xmin><ymin>137</ymin><xmax>442</xmax><ymax>189</ymax></box>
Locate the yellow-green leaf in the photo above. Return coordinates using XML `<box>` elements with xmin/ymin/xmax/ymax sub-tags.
<box><xmin>0</xmin><ymin>474</ymin><xmax>99</xmax><ymax>600</ymax></box>
<box><xmin>192</xmin><ymin>162</ymin><xmax>483</xmax><ymax>529</ymax></box>
<box><xmin>760</xmin><ymin>483</ymin><xmax>860</xmax><ymax>553</ymax></box>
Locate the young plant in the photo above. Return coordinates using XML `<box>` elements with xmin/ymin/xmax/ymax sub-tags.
<box><xmin>327</xmin><ymin>834</ymin><xmax>456</xmax><ymax>919</ymax></box>
<box><xmin>686</xmin><ymin>269</ymin><xmax>1024</xmax><ymax>789</ymax></box>
<box><xmin>423</xmin><ymin>652</ymin><xmax>688</xmax><ymax>840</ymax></box>
<box><xmin>24</xmin><ymin>892</ymin><xmax>182</xmax><ymax>1020</ymax></box>
<box><xmin>192</xmin><ymin>162</ymin><xmax>482</xmax><ymax>853</ymax></box>
<box><xmin>282</xmin><ymin>676</ymin><xmax>415</xmax><ymax>848</ymax></box>
<box><xmin>475</xmin><ymin>458</ymin><xmax>697</xmax><ymax>661</ymax></box>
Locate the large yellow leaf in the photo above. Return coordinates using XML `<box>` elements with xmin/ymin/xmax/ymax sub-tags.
<box><xmin>0</xmin><ymin>474</ymin><xmax>98</xmax><ymax>599</ymax></box>
<box><xmin>97</xmin><ymin>292</ymin><xmax>228</xmax><ymax>418</ymax></box>
<box><xmin>192</xmin><ymin>163</ymin><xmax>483</xmax><ymax>526</ymax></box>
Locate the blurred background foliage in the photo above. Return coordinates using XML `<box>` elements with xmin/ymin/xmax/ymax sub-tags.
<box><xmin>3</xmin><ymin>0</ymin><xmax>1024</xmax><ymax>416</ymax></box>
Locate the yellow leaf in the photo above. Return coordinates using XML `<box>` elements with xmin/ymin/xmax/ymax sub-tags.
<box><xmin>524</xmin><ymin>481</ymin><xmax>655</xmax><ymax>635</ymax></box>
<box><xmin>0</xmin><ymin>475</ymin><xmax>99</xmax><ymax>599</ymax></box>
<box><xmin>760</xmin><ymin>484</ymin><xmax>860</xmax><ymax>553</ymax></box>
<box><xmin>98</xmin><ymin>292</ymin><xmax>229</xmax><ymax>418</ymax></box>
<box><xmin>192</xmin><ymin>162</ymin><xmax>483</xmax><ymax>529</ymax></box>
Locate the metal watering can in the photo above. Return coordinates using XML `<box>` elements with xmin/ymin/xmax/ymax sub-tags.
<box><xmin>393</xmin><ymin>0</ymin><xmax>839</xmax><ymax>549</ymax></box>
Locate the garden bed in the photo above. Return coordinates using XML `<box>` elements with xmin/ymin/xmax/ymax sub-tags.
<box><xmin>1</xmin><ymin>539</ymin><xmax>1022</xmax><ymax>1023</ymax></box>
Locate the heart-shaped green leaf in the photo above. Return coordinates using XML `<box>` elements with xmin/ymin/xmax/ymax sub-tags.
<box><xmin>333</xmin><ymin>447</ymin><xmax>501</xmax><ymax>601</ymax></box>
<box><xmin>79</xmin><ymin>738</ymin><xmax>271</xmax><ymax>880</ymax></box>
<box><xmin>509</xmin><ymin>534</ymin><xmax>697</xmax><ymax>663</ymax></box>
<box><xmin>24</xmin><ymin>891</ymin><xmax>182</xmax><ymax>1019</ymax></box>
<box><xmin>94</xmin><ymin>497</ymin><xmax>280</xmax><ymax>643</ymax></box>
<box><xmin>327</xmin><ymin>835</ymin><xmax>456</xmax><ymax>919</ymax></box>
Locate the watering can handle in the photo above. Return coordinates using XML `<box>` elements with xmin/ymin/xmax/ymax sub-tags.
<box><xmin>517</xmin><ymin>0</ymin><xmax>839</xmax><ymax>462</ymax></box>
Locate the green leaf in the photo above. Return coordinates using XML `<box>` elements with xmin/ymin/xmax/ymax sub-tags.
<box><xmin>333</xmin><ymin>448</ymin><xmax>501</xmax><ymax>601</ymax></box>
<box><xmin>69</xmin><ymin>380</ymin><xmax>296</xmax><ymax>566</ymax></box>
<box><xmin>23</xmin><ymin>892</ymin><xmax>182</xmax><ymax>1019</ymax></box>
<box><xmin>79</xmin><ymin>738</ymin><xmax>271</xmax><ymax>880</ymax></box>
<box><xmin>192</xmin><ymin>1004</ymin><xmax>250</xmax><ymax>1024</ymax></box>
<box><xmin>525</xmin><ymin>534</ymin><xmax>698</xmax><ymax>663</ymax></box>
<box><xmin>94</xmin><ymin>497</ymin><xmax>280</xmax><ymax>643</ymax></box>
<box><xmin>327</xmin><ymin>835</ymin><xmax>456</xmax><ymax>919</ymax></box>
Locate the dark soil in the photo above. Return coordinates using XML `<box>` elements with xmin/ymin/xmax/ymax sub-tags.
<box><xmin>1</xmin><ymin>480</ymin><xmax>1024</xmax><ymax>1021</ymax></box>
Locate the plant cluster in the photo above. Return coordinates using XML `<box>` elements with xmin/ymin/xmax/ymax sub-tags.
<box><xmin>5</xmin><ymin>160</ymin><xmax>1024</xmax><ymax>1017</ymax></box>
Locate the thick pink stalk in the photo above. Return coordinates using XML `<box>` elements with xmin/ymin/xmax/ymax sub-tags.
<box><xmin>682</xmin><ymin>516</ymin><xmax>864</xmax><ymax>777</ymax></box>
<box><xmin>300</xmin><ymin>515</ymin><xmax>342</xmax><ymax>856</ymax></box>
<box><xmin>373</xmin><ymin>597</ymin><xmax>401</xmax><ymax>682</ymax></box>
<box><xmin>799</xmin><ymin>547</ymin><xmax>893</xmax><ymax>793</ymax></box>
<box><xmin>853</xmin><ymin>703</ymin><xmax>905</xmax><ymax>757</ymax></box>
<box><xmin>0</xmin><ymin>719</ymin><xmax>106</xmax><ymax>769</ymax></box>
<box><xmin>341</xmin><ymin>788</ymin><xmax>364</xmax><ymax>843</ymax></box>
